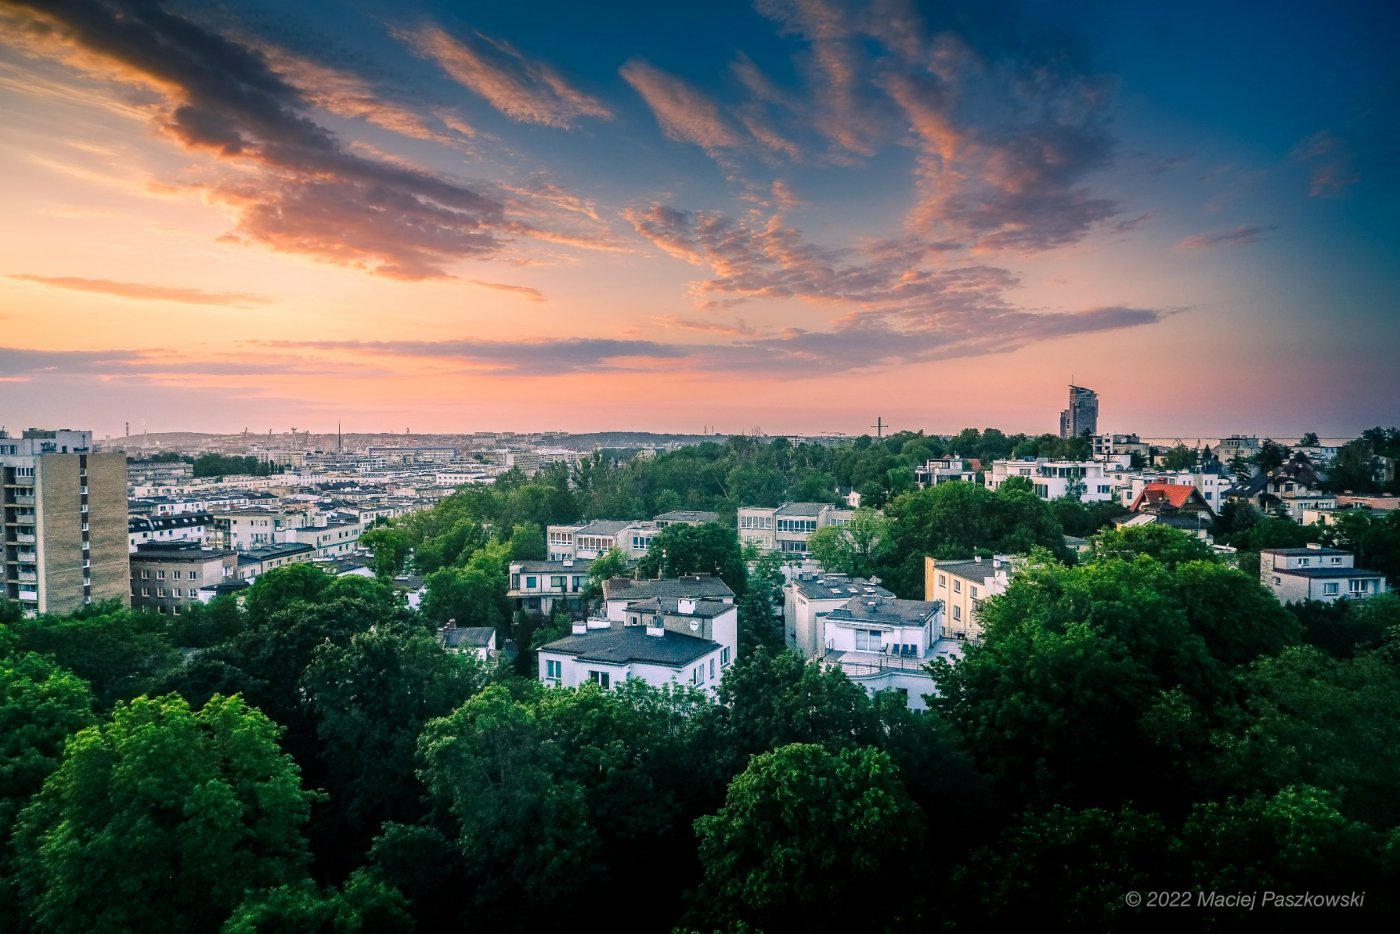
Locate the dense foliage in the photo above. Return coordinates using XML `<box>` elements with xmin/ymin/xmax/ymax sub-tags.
<box><xmin>3</xmin><ymin>429</ymin><xmax>1399</xmax><ymax>930</ymax></box>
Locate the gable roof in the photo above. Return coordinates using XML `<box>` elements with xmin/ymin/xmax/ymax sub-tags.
<box><xmin>539</xmin><ymin>626</ymin><xmax>719</xmax><ymax>667</ymax></box>
<box><xmin>1130</xmin><ymin>483</ymin><xmax>1215</xmax><ymax>516</ymax></box>
<box><xmin>603</xmin><ymin>575</ymin><xmax>735</xmax><ymax>603</ymax></box>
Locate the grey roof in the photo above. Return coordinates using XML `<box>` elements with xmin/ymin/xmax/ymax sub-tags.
<box><xmin>604</xmin><ymin>575</ymin><xmax>735</xmax><ymax>602</ymax></box>
<box><xmin>1261</xmin><ymin>547</ymin><xmax>1349</xmax><ymax>556</ymax></box>
<box><xmin>826</xmin><ymin>596</ymin><xmax>942</xmax><ymax>627</ymax></box>
<box><xmin>237</xmin><ymin>542</ymin><xmax>315</xmax><ymax>565</ymax></box>
<box><xmin>624</xmin><ymin>597</ymin><xmax>735</xmax><ymax>618</ymax></box>
<box><xmin>774</xmin><ymin>501</ymin><xmax>835</xmax><ymax>517</ymax></box>
<box><xmin>440</xmin><ymin>626</ymin><xmax>496</xmax><ymax>649</ymax></box>
<box><xmin>575</xmin><ymin>520</ymin><xmax>634</xmax><ymax>537</ymax></box>
<box><xmin>789</xmin><ymin>574</ymin><xmax>893</xmax><ymax>601</ymax></box>
<box><xmin>654</xmin><ymin>510</ymin><xmax>718</xmax><ymax>523</ymax></box>
<box><xmin>1275</xmin><ymin>567</ymin><xmax>1384</xmax><ymax>579</ymax></box>
<box><xmin>540</xmin><ymin>626</ymin><xmax>720</xmax><ymax>667</ymax></box>
<box><xmin>513</xmin><ymin>558</ymin><xmax>594</xmax><ymax>573</ymax></box>
<box><xmin>932</xmin><ymin>559</ymin><xmax>998</xmax><ymax>581</ymax></box>
<box><xmin>129</xmin><ymin>512</ymin><xmax>213</xmax><ymax>533</ymax></box>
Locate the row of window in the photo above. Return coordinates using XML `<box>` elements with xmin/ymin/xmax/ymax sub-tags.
<box><xmin>546</xmin><ymin>647</ymin><xmax>733</xmax><ymax>688</ymax></box>
<box><xmin>738</xmin><ymin>515</ymin><xmax>774</xmax><ymax>530</ymax></box>
<box><xmin>138</xmin><ymin>587</ymin><xmax>195</xmax><ymax>597</ymax></box>
<box><xmin>139</xmin><ymin>569</ymin><xmax>201</xmax><ymax>580</ymax></box>
<box><xmin>776</xmin><ymin>518</ymin><xmax>818</xmax><ymax>533</ymax></box>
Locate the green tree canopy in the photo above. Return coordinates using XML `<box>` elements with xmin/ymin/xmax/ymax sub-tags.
<box><xmin>14</xmin><ymin>694</ymin><xmax>314</xmax><ymax>934</ymax></box>
<box><xmin>691</xmin><ymin>743</ymin><xmax>926</xmax><ymax>934</ymax></box>
<box><xmin>636</xmin><ymin>522</ymin><xmax>747</xmax><ymax>596</ymax></box>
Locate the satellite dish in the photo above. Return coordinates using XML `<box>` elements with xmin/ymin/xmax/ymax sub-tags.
<box><xmin>689</xmin><ymin>619</ymin><xmax>700</xmax><ymax>632</ymax></box>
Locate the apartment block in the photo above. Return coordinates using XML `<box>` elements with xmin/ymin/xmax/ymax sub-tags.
<box><xmin>2</xmin><ymin>428</ymin><xmax>128</xmax><ymax>616</ymax></box>
<box><xmin>736</xmin><ymin>502</ymin><xmax>854</xmax><ymax>555</ymax></box>
<box><xmin>130</xmin><ymin>540</ymin><xmax>236</xmax><ymax>615</ymax></box>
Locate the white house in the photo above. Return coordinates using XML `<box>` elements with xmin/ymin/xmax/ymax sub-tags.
<box><xmin>913</xmin><ymin>456</ymin><xmax>976</xmax><ymax>488</ymax></box>
<box><xmin>545</xmin><ymin>519</ymin><xmax>661</xmax><ymax>561</ymax></box>
<box><xmin>437</xmin><ymin>622</ymin><xmax>497</xmax><ymax>662</ymax></box>
<box><xmin>1259</xmin><ymin>545</ymin><xmax>1388</xmax><ymax>603</ymax></box>
<box><xmin>984</xmin><ymin>459</ymin><xmax>1117</xmax><ymax>502</ymax></box>
<box><xmin>537</xmin><ymin>616</ymin><xmax>728</xmax><ymax>698</ymax></box>
<box><xmin>601</xmin><ymin>574</ymin><xmax>735</xmax><ymax>623</ymax></box>
<box><xmin>783</xmin><ymin>572</ymin><xmax>894</xmax><ymax>658</ymax></box>
<box><xmin>820</xmin><ymin>595</ymin><xmax>961</xmax><ymax>711</ymax></box>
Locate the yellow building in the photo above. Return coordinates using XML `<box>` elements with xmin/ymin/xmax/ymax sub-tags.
<box><xmin>923</xmin><ymin>555</ymin><xmax>1019</xmax><ymax>640</ymax></box>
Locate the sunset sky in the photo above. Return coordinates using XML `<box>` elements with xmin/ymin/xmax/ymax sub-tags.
<box><xmin>1</xmin><ymin>0</ymin><xmax>1396</xmax><ymax>440</ymax></box>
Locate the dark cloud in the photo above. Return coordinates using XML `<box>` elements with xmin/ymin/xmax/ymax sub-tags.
<box><xmin>7</xmin><ymin>274</ymin><xmax>265</xmax><ymax>306</ymax></box>
<box><xmin>0</xmin><ymin>0</ymin><xmax>582</xmax><ymax>279</ymax></box>
<box><xmin>1176</xmin><ymin>224</ymin><xmax>1277</xmax><ymax>251</ymax></box>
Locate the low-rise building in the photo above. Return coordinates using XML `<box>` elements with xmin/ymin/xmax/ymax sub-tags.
<box><xmin>128</xmin><ymin>512</ymin><xmax>212</xmax><ymax>551</ymax></box>
<box><xmin>537</xmin><ymin>616</ymin><xmax>728</xmax><ymax>697</ymax></box>
<box><xmin>820</xmin><ymin>594</ymin><xmax>961</xmax><ymax>711</ymax></box>
<box><xmin>601</xmin><ymin>574</ymin><xmax>735</xmax><ymax>622</ymax></box>
<box><xmin>984</xmin><ymin>459</ymin><xmax>1117</xmax><ymax>502</ymax></box>
<box><xmin>737</xmin><ymin>502</ymin><xmax>854</xmax><ymax>555</ymax></box>
<box><xmin>925</xmin><ymin>555</ymin><xmax>1019</xmax><ymax>641</ymax></box>
<box><xmin>914</xmin><ymin>456</ymin><xmax>976</xmax><ymax>488</ymax></box>
<box><xmin>783</xmin><ymin>572</ymin><xmax>894</xmax><ymax>658</ymax></box>
<box><xmin>437</xmin><ymin>622</ymin><xmax>497</xmax><ymax>661</ymax></box>
<box><xmin>1259</xmin><ymin>545</ymin><xmax>1388</xmax><ymax>603</ymax></box>
<box><xmin>508</xmin><ymin>558</ymin><xmax>593</xmax><ymax>615</ymax></box>
<box><xmin>236</xmin><ymin>542</ymin><xmax>315</xmax><ymax>580</ymax></box>
<box><xmin>129</xmin><ymin>540</ymin><xmax>236</xmax><ymax>615</ymax></box>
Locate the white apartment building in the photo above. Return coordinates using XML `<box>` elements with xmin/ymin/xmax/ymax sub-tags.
<box><xmin>1259</xmin><ymin>545</ymin><xmax>1387</xmax><ymax>603</ymax></box>
<box><xmin>601</xmin><ymin>575</ymin><xmax>735</xmax><ymax>623</ymax></box>
<box><xmin>913</xmin><ymin>456</ymin><xmax>976</xmax><ymax>488</ymax></box>
<box><xmin>737</xmin><ymin>502</ymin><xmax>854</xmax><ymax>555</ymax></box>
<box><xmin>546</xmin><ymin>519</ymin><xmax>660</xmax><ymax>561</ymax></box>
<box><xmin>537</xmin><ymin>603</ymin><xmax>732</xmax><ymax>698</ymax></box>
<box><xmin>820</xmin><ymin>594</ymin><xmax>962</xmax><ymax>711</ymax></box>
<box><xmin>984</xmin><ymin>459</ymin><xmax>1117</xmax><ymax>503</ymax></box>
<box><xmin>925</xmin><ymin>555</ymin><xmax>1020</xmax><ymax>641</ymax></box>
<box><xmin>783</xmin><ymin>572</ymin><xmax>894</xmax><ymax>658</ymax></box>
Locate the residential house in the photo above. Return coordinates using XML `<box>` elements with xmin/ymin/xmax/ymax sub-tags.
<box><xmin>914</xmin><ymin>456</ymin><xmax>976</xmax><ymax>488</ymax></box>
<box><xmin>737</xmin><ymin>502</ymin><xmax>854</xmax><ymax>555</ymax></box>
<box><xmin>820</xmin><ymin>594</ymin><xmax>962</xmax><ymax>711</ymax></box>
<box><xmin>783</xmin><ymin>572</ymin><xmax>894</xmax><ymax>658</ymax></box>
<box><xmin>601</xmin><ymin>574</ymin><xmax>736</xmax><ymax>623</ymax></box>
<box><xmin>537</xmin><ymin>616</ymin><xmax>728</xmax><ymax>697</ymax></box>
<box><xmin>924</xmin><ymin>555</ymin><xmax>1020</xmax><ymax>641</ymax></box>
<box><xmin>437</xmin><ymin>621</ymin><xmax>497</xmax><ymax>661</ymax></box>
<box><xmin>984</xmin><ymin>458</ymin><xmax>1117</xmax><ymax>503</ymax></box>
<box><xmin>1259</xmin><ymin>545</ymin><xmax>1387</xmax><ymax>603</ymax></box>
<box><xmin>509</xmin><ymin>558</ymin><xmax>593</xmax><ymax>615</ymax></box>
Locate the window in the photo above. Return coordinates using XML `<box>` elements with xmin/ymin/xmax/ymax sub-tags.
<box><xmin>1350</xmin><ymin>580</ymin><xmax>1369</xmax><ymax>594</ymax></box>
<box><xmin>721</xmin><ymin>646</ymin><xmax>731</xmax><ymax>667</ymax></box>
<box><xmin>970</xmin><ymin>586</ymin><xmax>979</xmax><ymax>599</ymax></box>
<box><xmin>953</xmin><ymin>605</ymin><xmax>962</xmax><ymax>621</ymax></box>
<box><xmin>588</xmin><ymin>670</ymin><xmax>610</xmax><ymax>689</ymax></box>
<box><xmin>550</xmin><ymin>575</ymin><xmax>566</xmax><ymax>589</ymax></box>
<box><xmin>855</xmin><ymin>629</ymin><xmax>882</xmax><ymax>652</ymax></box>
<box><xmin>141</xmin><ymin>570</ymin><xmax>150</xmax><ymax>579</ymax></box>
<box><xmin>937</xmin><ymin>574</ymin><xmax>946</xmax><ymax>589</ymax></box>
<box><xmin>1330</xmin><ymin>557</ymin><xmax>1343</xmax><ymax>565</ymax></box>
<box><xmin>525</xmin><ymin>576</ymin><xmax>537</xmax><ymax>589</ymax></box>
<box><xmin>691</xmin><ymin>666</ymin><xmax>701</xmax><ymax>685</ymax></box>
<box><xmin>1323</xmin><ymin>582</ymin><xmax>1340</xmax><ymax>595</ymax></box>
<box><xmin>141</xmin><ymin>588</ymin><xmax>150</xmax><ymax>597</ymax></box>
<box><xmin>710</xmin><ymin>658</ymin><xmax>716</xmax><ymax>680</ymax></box>
<box><xmin>189</xmin><ymin>571</ymin><xmax>198</xmax><ymax>580</ymax></box>
<box><xmin>545</xmin><ymin>659</ymin><xmax>562</xmax><ymax>683</ymax></box>
<box><xmin>953</xmin><ymin>579</ymin><xmax>961</xmax><ymax>593</ymax></box>
<box><xmin>1297</xmin><ymin>558</ymin><xmax>1310</xmax><ymax>567</ymax></box>
<box><xmin>156</xmin><ymin>588</ymin><xmax>165</xmax><ymax>597</ymax></box>
<box><xmin>173</xmin><ymin>588</ymin><xmax>182</xmax><ymax>597</ymax></box>
<box><xmin>157</xmin><ymin>570</ymin><xmax>166</xmax><ymax>580</ymax></box>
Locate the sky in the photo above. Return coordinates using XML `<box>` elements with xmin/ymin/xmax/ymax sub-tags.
<box><xmin>1</xmin><ymin>0</ymin><xmax>1397</xmax><ymax>441</ymax></box>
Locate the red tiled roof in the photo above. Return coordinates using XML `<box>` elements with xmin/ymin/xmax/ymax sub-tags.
<box><xmin>1130</xmin><ymin>482</ymin><xmax>1212</xmax><ymax>513</ymax></box>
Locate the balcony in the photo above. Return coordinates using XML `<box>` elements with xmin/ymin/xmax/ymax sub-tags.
<box><xmin>17</xmin><ymin>571</ymin><xmax>37</xmax><ymax>583</ymax></box>
<box><xmin>17</xmin><ymin>551</ymin><xmax>37</xmax><ymax>562</ymax></box>
<box><xmin>6</xmin><ymin>475</ymin><xmax>34</xmax><ymax>486</ymax></box>
<box><xmin>18</xmin><ymin>590</ymin><xmax>38</xmax><ymax>602</ymax></box>
<box><xmin>11</xmin><ymin>494</ymin><xmax>34</xmax><ymax>506</ymax></box>
<box><xmin>16</xmin><ymin>533</ymin><xmax>35</xmax><ymax>544</ymax></box>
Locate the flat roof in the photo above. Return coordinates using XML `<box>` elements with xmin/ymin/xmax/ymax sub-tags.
<box><xmin>540</xmin><ymin>626</ymin><xmax>719</xmax><ymax>667</ymax></box>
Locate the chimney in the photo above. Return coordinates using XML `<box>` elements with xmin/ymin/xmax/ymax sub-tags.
<box><xmin>678</xmin><ymin>597</ymin><xmax>696</xmax><ymax>615</ymax></box>
<box><xmin>571</xmin><ymin>621</ymin><xmax>587</xmax><ymax>635</ymax></box>
<box><xmin>445</xmin><ymin>618</ymin><xmax>457</xmax><ymax>631</ymax></box>
<box><xmin>974</xmin><ymin>554</ymin><xmax>982</xmax><ymax>563</ymax></box>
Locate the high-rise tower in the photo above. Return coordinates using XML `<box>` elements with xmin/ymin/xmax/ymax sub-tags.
<box><xmin>1</xmin><ymin>428</ymin><xmax>129</xmax><ymax>616</ymax></box>
<box><xmin>1059</xmin><ymin>385</ymin><xmax>1099</xmax><ymax>439</ymax></box>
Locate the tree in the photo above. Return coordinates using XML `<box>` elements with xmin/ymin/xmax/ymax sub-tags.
<box><xmin>358</xmin><ymin>526</ymin><xmax>411</xmax><ymax>579</ymax></box>
<box><xmin>1298</xmin><ymin>432</ymin><xmax>1320</xmax><ymax>447</ymax></box>
<box><xmin>583</xmin><ymin>547</ymin><xmax>629</xmax><ymax>601</ymax></box>
<box><xmin>1173</xmin><ymin>560</ymin><xmax>1300</xmax><ymax>666</ymax></box>
<box><xmin>0</xmin><ymin>653</ymin><xmax>96</xmax><ymax>932</ymax></box>
<box><xmin>8</xmin><ymin>605</ymin><xmax>180</xmax><ymax>710</ymax></box>
<box><xmin>225</xmin><ymin>871</ymin><xmax>413</xmax><ymax>934</ymax></box>
<box><xmin>1090</xmin><ymin>524</ymin><xmax>1216</xmax><ymax>569</ymax></box>
<box><xmin>506</xmin><ymin>522</ymin><xmax>546</xmax><ymax>561</ymax></box>
<box><xmin>1160</xmin><ymin>444</ymin><xmax>1197</xmax><ymax>471</ymax></box>
<box><xmin>806</xmin><ymin>507</ymin><xmax>890</xmax><ymax>578</ymax></box>
<box><xmin>302</xmin><ymin>626</ymin><xmax>489</xmax><ymax>858</ymax></box>
<box><xmin>690</xmin><ymin>743</ymin><xmax>925</xmax><ymax>934</ymax></box>
<box><xmin>636</xmin><ymin>522</ymin><xmax>746</xmax><ymax>596</ymax></box>
<box><xmin>1253</xmin><ymin>439</ymin><xmax>1288</xmax><ymax>473</ymax></box>
<box><xmin>13</xmin><ymin>694</ymin><xmax>314</xmax><ymax>934</ymax></box>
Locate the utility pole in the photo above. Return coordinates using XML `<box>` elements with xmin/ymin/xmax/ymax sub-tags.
<box><xmin>870</xmin><ymin>417</ymin><xmax>886</xmax><ymax>440</ymax></box>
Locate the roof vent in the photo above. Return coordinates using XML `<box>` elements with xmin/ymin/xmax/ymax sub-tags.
<box><xmin>571</xmin><ymin>621</ymin><xmax>587</xmax><ymax>635</ymax></box>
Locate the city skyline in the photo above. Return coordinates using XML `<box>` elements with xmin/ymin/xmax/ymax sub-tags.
<box><xmin>2</xmin><ymin>1</ymin><xmax>1397</xmax><ymax>438</ymax></box>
